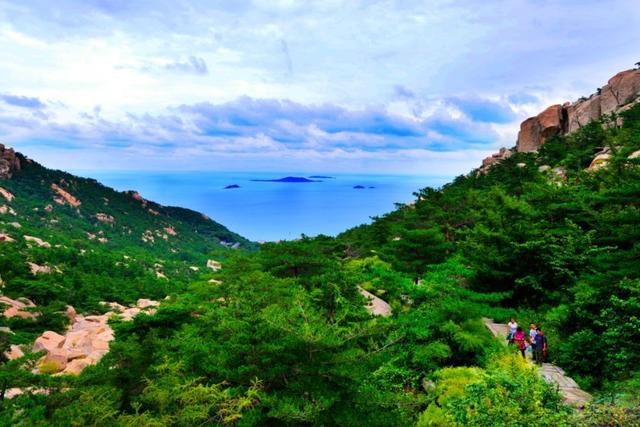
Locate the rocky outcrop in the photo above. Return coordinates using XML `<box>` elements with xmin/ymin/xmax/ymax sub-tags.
<box><xmin>517</xmin><ymin>68</ymin><xmax>640</xmax><ymax>152</ymax></box>
<box><xmin>95</xmin><ymin>213</ymin><xmax>115</xmax><ymax>224</ymax></box>
<box><xmin>0</xmin><ymin>187</ymin><xmax>14</xmax><ymax>202</ymax></box>
<box><xmin>588</xmin><ymin>147</ymin><xmax>612</xmax><ymax>171</ymax></box>
<box><xmin>27</xmin><ymin>262</ymin><xmax>53</xmax><ymax>275</ymax></box>
<box><xmin>32</xmin><ymin>299</ymin><xmax>159</xmax><ymax>375</ymax></box>
<box><xmin>478</xmin><ymin>148</ymin><xmax>514</xmax><ymax>174</ymax></box>
<box><xmin>0</xmin><ymin>296</ymin><xmax>38</xmax><ymax>319</ymax></box>
<box><xmin>51</xmin><ymin>183</ymin><xmax>81</xmax><ymax>207</ymax></box>
<box><xmin>23</xmin><ymin>235</ymin><xmax>51</xmax><ymax>248</ymax></box>
<box><xmin>0</xmin><ymin>144</ymin><xmax>21</xmax><ymax>179</ymax></box>
<box><xmin>358</xmin><ymin>287</ymin><xmax>391</xmax><ymax>317</ymax></box>
<box><xmin>207</xmin><ymin>259</ymin><xmax>222</xmax><ymax>271</ymax></box>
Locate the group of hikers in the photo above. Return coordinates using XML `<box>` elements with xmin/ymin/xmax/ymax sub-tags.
<box><xmin>506</xmin><ymin>319</ymin><xmax>547</xmax><ymax>364</ymax></box>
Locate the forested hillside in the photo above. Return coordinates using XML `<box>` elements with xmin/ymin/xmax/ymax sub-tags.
<box><xmin>1</xmin><ymin>104</ymin><xmax>640</xmax><ymax>425</ymax></box>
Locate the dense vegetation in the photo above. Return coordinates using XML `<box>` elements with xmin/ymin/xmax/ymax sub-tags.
<box><xmin>1</xmin><ymin>104</ymin><xmax>639</xmax><ymax>425</ymax></box>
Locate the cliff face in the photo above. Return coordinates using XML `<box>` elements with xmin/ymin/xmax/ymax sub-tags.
<box><xmin>516</xmin><ymin>68</ymin><xmax>640</xmax><ymax>152</ymax></box>
<box><xmin>0</xmin><ymin>144</ymin><xmax>22</xmax><ymax>179</ymax></box>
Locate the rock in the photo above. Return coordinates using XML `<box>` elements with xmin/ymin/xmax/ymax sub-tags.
<box><xmin>148</xmin><ymin>208</ymin><xmax>159</xmax><ymax>216</ymax></box>
<box><xmin>208</xmin><ymin>279</ymin><xmax>222</xmax><ymax>284</ymax></box>
<box><xmin>567</xmin><ymin>95</ymin><xmax>601</xmax><ymax>133</ymax></box>
<box><xmin>0</xmin><ymin>145</ymin><xmax>21</xmax><ymax>179</ymax></box>
<box><xmin>5</xmin><ymin>344</ymin><xmax>24</xmax><ymax>360</ymax></box>
<box><xmin>0</xmin><ymin>233</ymin><xmax>14</xmax><ymax>242</ymax></box>
<box><xmin>23</xmin><ymin>235</ymin><xmax>51</xmax><ymax>248</ymax></box>
<box><xmin>600</xmin><ymin>69</ymin><xmax>640</xmax><ymax>115</ymax></box>
<box><xmin>0</xmin><ymin>205</ymin><xmax>17</xmax><ymax>215</ymax></box>
<box><xmin>137</xmin><ymin>299</ymin><xmax>160</xmax><ymax>310</ymax></box>
<box><xmin>515</xmin><ymin>69</ymin><xmax>640</xmax><ymax>153</ymax></box>
<box><xmin>588</xmin><ymin>148</ymin><xmax>611</xmax><ymax>171</ymax></box>
<box><xmin>95</xmin><ymin>213</ymin><xmax>115</xmax><ymax>224</ymax></box>
<box><xmin>51</xmin><ymin>183</ymin><xmax>81</xmax><ymax>207</ymax></box>
<box><xmin>164</xmin><ymin>226</ymin><xmax>177</xmax><ymax>236</ymax></box>
<box><xmin>1</xmin><ymin>296</ymin><xmax>37</xmax><ymax>319</ymax></box>
<box><xmin>478</xmin><ymin>147</ymin><xmax>514</xmax><ymax>173</ymax></box>
<box><xmin>516</xmin><ymin>163</ymin><xmax>526</xmax><ymax>168</ymax></box>
<box><xmin>538</xmin><ymin>165</ymin><xmax>551</xmax><ymax>172</ymax></box>
<box><xmin>207</xmin><ymin>259</ymin><xmax>222</xmax><ymax>271</ymax></box>
<box><xmin>62</xmin><ymin>358</ymin><xmax>91</xmax><ymax>375</ymax></box>
<box><xmin>33</xmin><ymin>331</ymin><xmax>66</xmax><ymax>353</ymax></box>
<box><xmin>156</xmin><ymin>271</ymin><xmax>167</xmax><ymax>279</ymax></box>
<box><xmin>189</xmin><ymin>266</ymin><xmax>199</xmax><ymax>271</ymax></box>
<box><xmin>27</xmin><ymin>262</ymin><xmax>53</xmax><ymax>275</ymax></box>
<box><xmin>517</xmin><ymin>105</ymin><xmax>562</xmax><ymax>152</ymax></box>
<box><xmin>628</xmin><ymin>150</ymin><xmax>640</xmax><ymax>159</ymax></box>
<box><xmin>358</xmin><ymin>287</ymin><xmax>392</xmax><ymax>317</ymax></box>
<box><xmin>0</xmin><ymin>187</ymin><xmax>14</xmax><ymax>202</ymax></box>
<box><xmin>65</xmin><ymin>305</ymin><xmax>77</xmax><ymax>323</ymax></box>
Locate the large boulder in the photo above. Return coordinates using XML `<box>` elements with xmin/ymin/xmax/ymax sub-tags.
<box><xmin>516</xmin><ymin>105</ymin><xmax>563</xmax><ymax>152</ymax></box>
<box><xmin>600</xmin><ymin>69</ymin><xmax>640</xmax><ymax>114</ymax></box>
<box><xmin>33</xmin><ymin>331</ymin><xmax>66</xmax><ymax>353</ymax></box>
<box><xmin>567</xmin><ymin>96</ymin><xmax>602</xmax><ymax>133</ymax></box>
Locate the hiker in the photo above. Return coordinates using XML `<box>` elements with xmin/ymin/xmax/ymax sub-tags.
<box><xmin>507</xmin><ymin>318</ymin><xmax>518</xmax><ymax>344</ymax></box>
<box><xmin>534</xmin><ymin>328</ymin><xmax>547</xmax><ymax>364</ymax></box>
<box><xmin>529</xmin><ymin>323</ymin><xmax>537</xmax><ymax>361</ymax></box>
<box><xmin>514</xmin><ymin>326</ymin><xmax>527</xmax><ymax>358</ymax></box>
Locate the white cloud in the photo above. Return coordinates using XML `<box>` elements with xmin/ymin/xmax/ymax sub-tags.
<box><xmin>0</xmin><ymin>0</ymin><xmax>638</xmax><ymax>173</ymax></box>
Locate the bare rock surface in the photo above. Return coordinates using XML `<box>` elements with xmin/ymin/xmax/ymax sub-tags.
<box><xmin>51</xmin><ymin>183</ymin><xmax>81</xmax><ymax>207</ymax></box>
<box><xmin>1</xmin><ymin>296</ymin><xmax>38</xmax><ymax>319</ymax></box>
<box><xmin>358</xmin><ymin>287</ymin><xmax>391</xmax><ymax>317</ymax></box>
<box><xmin>28</xmin><ymin>299</ymin><xmax>160</xmax><ymax>376</ymax></box>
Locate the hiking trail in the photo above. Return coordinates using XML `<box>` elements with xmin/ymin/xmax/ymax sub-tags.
<box><xmin>482</xmin><ymin>318</ymin><xmax>592</xmax><ymax>408</ymax></box>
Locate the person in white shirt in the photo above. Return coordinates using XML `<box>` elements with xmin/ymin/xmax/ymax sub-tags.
<box><xmin>507</xmin><ymin>318</ymin><xmax>518</xmax><ymax>343</ymax></box>
<box><xmin>529</xmin><ymin>323</ymin><xmax>537</xmax><ymax>361</ymax></box>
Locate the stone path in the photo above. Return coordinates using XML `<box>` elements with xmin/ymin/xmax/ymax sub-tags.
<box><xmin>482</xmin><ymin>318</ymin><xmax>592</xmax><ymax>408</ymax></box>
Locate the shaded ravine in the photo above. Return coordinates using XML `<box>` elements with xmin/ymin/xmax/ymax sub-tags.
<box><xmin>483</xmin><ymin>318</ymin><xmax>592</xmax><ymax>408</ymax></box>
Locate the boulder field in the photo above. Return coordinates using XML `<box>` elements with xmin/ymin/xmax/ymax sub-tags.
<box><xmin>4</xmin><ymin>299</ymin><xmax>159</xmax><ymax>376</ymax></box>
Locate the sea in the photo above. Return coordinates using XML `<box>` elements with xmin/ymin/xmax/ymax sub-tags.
<box><xmin>75</xmin><ymin>171</ymin><xmax>451</xmax><ymax>242</ymax></box>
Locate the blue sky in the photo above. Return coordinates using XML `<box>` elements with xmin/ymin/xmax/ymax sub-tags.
<box><xmin>0</xmin><ymin>0</ymin><xmax>638</xmax><ymax>175</ymax></box>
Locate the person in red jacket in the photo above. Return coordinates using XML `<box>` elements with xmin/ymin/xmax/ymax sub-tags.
<box><xmin>513</xmin><ymin>326</ymin><xmax>527</xmax><ymax>358</ymax></box>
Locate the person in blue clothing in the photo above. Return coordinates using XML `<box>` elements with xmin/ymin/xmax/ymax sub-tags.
<box><xmin>534</xmin><ymin>328</ymin><xmax>547</xmax><ymax>364</ymax></box>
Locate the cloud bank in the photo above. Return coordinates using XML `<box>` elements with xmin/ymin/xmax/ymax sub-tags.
<box><xmin>0</xmin><ymin>0</ymin><xmax>638</xmax><ymax>173</ymax></box>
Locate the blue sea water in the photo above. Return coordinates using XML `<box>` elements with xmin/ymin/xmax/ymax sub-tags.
<box><xmin>75</xmin><ymin>171</ymin><xmax>451</xmax><ymax>241</ymax></box>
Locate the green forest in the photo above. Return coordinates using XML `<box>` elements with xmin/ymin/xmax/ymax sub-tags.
<box><xmin>1</xmin><ymin>104</ymin><xmax>640</xmax><ymax>425</ymax></box>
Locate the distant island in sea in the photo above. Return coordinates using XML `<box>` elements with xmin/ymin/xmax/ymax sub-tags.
<box><xmin>251</xmin><ymin>176</ymin><xmax>320</xmax><ymax>183</ymax></box>
<box><xmin>308</xmin><ymin>175</ymin><xmax>334</xmax><ymax>179</ymax></box>
<box><xmin>224</xmin><ymin>184</ymin><xmax>240</xmax><ymax>189</ymax></box>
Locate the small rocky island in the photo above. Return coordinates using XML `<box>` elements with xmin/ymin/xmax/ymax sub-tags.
<box><xmin>252</xmin><ymin>176</ymin><xmax>320</xmax><ymax>183</ymax></box>
<box><xmin>224</xmin><ymin>184</ymin><xmax>240</xmax><ymax>189</ymax></box>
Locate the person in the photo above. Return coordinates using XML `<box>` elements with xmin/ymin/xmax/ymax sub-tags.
<box><xmin>534</xmin><ymin>328</ymin><xmax>547</xmax><ymax>364</ymax></box>
<box><xmin>514</xmin><ymin>326</ymin><xmax>527</xmax><ymax>358</ymax></box>
<box><xmin>507</xmin><ymin>318</ymin><xmax>518</xmax><ymax>344</ymax></box>
<box><xmin>529</xmin><ymin>323</ymin><xmax>537</xmax><ymax>361</ymax></box>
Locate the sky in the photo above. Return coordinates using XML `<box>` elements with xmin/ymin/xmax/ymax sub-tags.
<box><xmin>0</xmin><ymin>0</ymin><xmax>639</xmax><ymax>175</ymax></box>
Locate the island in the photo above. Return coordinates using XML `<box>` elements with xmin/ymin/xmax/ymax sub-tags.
<box><xmin>252</xmin><ymin>176</ymin><xmax>320</xmax><ymax>183</ymax></box>
<box><xmin>353</xmin><ymin>185</ymin><xmax>366</xmax><ymax>189</ymax></box>
<box><xmin>224</xmin><ymin>184</ymin><xmax>241</xmax><ymax>189</ymax></box>
<box><xmin>308</xmin><ymin>175</ymin><xmax>334</xmax><ymax>179</ymax></box>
